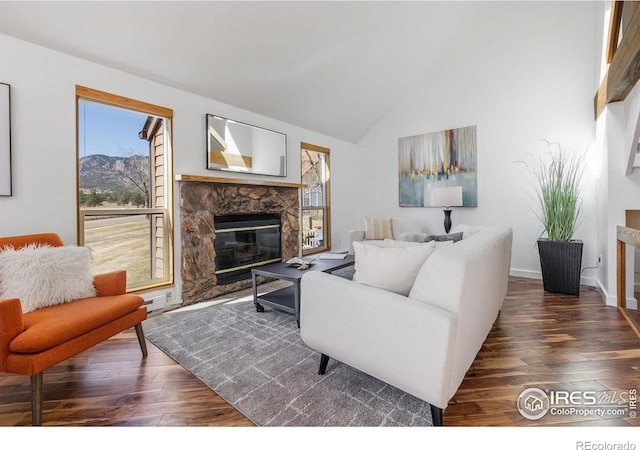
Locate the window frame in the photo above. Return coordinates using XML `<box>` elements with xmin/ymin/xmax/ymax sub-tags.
<box><xmin>75</xmin><ymin>85</ymin><xmax>174</xmax><ymax>292</ymax></box>
<box><xmin>301</xmin><ymin>141</ymin><xmax>331</xmax><ymax>256</ymax></box>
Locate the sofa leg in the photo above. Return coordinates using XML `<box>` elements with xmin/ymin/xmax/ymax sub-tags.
<box><xmin>31</xmin><ymin>372</ymin><xmax>43</xmax><ymax>426</ymax></box>
<box><xmin>318</xmin><ymin>354</ymin><xmax>330</xmax><ymax>375</ymax></box>
<box><xmin>134</xmin><ymin>323</ymin><xmax>148</xmax><ymax>357</ymax></box>
<box><xmin>430</xmin><ymin>404</ymin><xmax>443</xmax><ymax>426</ymax></box>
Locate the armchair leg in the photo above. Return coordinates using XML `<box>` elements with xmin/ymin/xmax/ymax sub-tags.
<box><xmin>31</xmin><ymin>372</ymin><xmax>43</xmax><ymax>426</ymax></box>
<box><xmin>318</xmin><ymin>354</ymin><xmax>330</xmax><ymax>375</ymax></box>
<box><xmin>430</xmin><ymin>404</ymin><xmax>443</xmax><ymax>426</ymax></box>
<box><xmin>134</xmin><ymin>323</ymin><xmax>148</xmax><ymax>357</ymax></box>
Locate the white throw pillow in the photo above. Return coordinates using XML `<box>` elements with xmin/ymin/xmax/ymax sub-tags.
<box><xmin>353</xmin><ymin>240</ymin><xmax>436</xmax><ymax>296</ymax></box>
<box><xmin>0</xmin><ymin>244</ymin><xmax>97</xmax><ymax>313</ymax></box>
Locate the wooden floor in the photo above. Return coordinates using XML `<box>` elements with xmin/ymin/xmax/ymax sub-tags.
<box><xmin>0</xmin><ymin>276</ymin><xmax>638</xmax><ymax>427</ymax></box>
<box><xmin>0</xmin><ymin>330</ymin><xmax>254</xmax><ymax>426</ymax></box>
<box><xmin>447</xmin><ymin>278</ymin><xmax>640</xmax><ymax>426</ymax></box>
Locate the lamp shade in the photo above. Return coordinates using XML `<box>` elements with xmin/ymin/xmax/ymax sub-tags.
<box><xmin>430</xmin><ymin>186</ymin><xmax>463</xmax><ymax>208</ymax></box>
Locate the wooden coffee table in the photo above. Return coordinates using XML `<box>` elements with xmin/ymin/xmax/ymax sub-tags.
<box><xmin>251</xmin><ymin>255</ymin><xmax>355</xmax><ymax>327</ymax></box>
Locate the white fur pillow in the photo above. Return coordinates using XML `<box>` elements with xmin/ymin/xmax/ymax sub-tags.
<box><xmin>0</xmin><ymin>244</ymin><xmax>97</xmax><ymax>313</ymax></box>
<box><xmin>353</xmin><ymin>240</ymin><xmax>436</xmax><ymax>296</ymax></box>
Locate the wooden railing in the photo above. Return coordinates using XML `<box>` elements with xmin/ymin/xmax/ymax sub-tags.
<box><xmin>616</xmin><ymin>225</ymin><xmax>640</xmax><ymax>337</ymax></box>
<box><xmin>616</xmin><ymin>225</ymin><xmax>640</xmax><ymax>307</ymax></box>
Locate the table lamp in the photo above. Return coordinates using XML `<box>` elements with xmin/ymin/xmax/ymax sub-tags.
<box><xmin>431</xmin><ymin>186</ymin><xmax>463</xmax><ymax>233</ymax></box>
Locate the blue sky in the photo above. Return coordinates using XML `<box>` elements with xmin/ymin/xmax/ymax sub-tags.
<box><xmin>78</xmin><ymin>101</ymin><xmax>148</xmax><ymax>158</ymax></box>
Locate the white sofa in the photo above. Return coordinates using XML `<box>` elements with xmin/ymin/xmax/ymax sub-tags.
<box><xmin>348</xmin><ymin>217</ymin><xmax>426</xmax><ymax>254</ymax></box>
<box><xmin>300</xmin><ymin>225</ymin><xmax>513</xmax><ymax>426</ymax></box>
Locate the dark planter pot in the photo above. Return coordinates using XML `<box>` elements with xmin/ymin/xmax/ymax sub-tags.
<box><xmin>537</xmin><ymin>239</ymin><xmax>583</xmax><ymax>296</ymax></box>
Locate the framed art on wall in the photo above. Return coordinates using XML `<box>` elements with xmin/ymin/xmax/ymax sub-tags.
<box><xmin>398</xmin><ymin>125</ymin><xmax>477</xmax><ymax>208</ymax></box>
<box><xmin>206</xmin><ymin>114</ymin><xmax>287</xmax><ymax>177</ymax></box>
<box><xmin>0</xmin><ymin>83</ymin><xmax>11</xmax><ymax>196</ymax></box>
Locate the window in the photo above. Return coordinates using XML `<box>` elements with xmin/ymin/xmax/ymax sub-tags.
<box><xmin>76</xmin><ymin>86</ymin><xmax>173</xmax><ymax>291</ymax></box>
<box><xmin>301</xmin><ymin>142</ymin><xmax>330</xmax><ymax>255</ymax></box>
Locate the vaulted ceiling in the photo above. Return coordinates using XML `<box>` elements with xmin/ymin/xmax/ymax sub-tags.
<box><xmin>0</xmin><ymin>1</ymin><xmax>495</xmax><ymax>143</ymax></box>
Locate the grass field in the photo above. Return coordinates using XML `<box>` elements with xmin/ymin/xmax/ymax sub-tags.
<box><xmin>84</xmin><ymin>217</ymin><xmax>150</xmax><ymax>286</ymax></box>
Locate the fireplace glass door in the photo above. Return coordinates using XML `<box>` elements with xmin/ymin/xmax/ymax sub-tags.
<box><xmin>214</xmin><ymin>213</ymin><xmax>282</xmax><ymax>284</ymax></box>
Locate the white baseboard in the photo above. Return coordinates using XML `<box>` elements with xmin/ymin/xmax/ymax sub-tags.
<box><xmin>510</xmin><ymin>269</ymin><xmax>638</xmax><ymax>310</ymax></box>
<box><xmin>509</xmin><ymin>268</ymin><xmax>542</xmax><ymax>280</ymax></box>
<box><xmin>598</xmin><ymin>279</ymin><xmax>617</xmax><ymax>307</ymax></box>
<box><xmin>509</xmin><ymin>269</ymin><xmax>597</xmax><ymax>287</ymax></box>
<box><xmin>609</xmin><ymin>295</ymin><xmax>639</xmax><ymax>309</ymax></box>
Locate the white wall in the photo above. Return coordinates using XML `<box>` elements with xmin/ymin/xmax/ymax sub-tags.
<box><xmin>355</xmin><ymin>2</ymin><xmax>599</xmax><ymax>285</ymax></box>
<box><xmin>0</xmin><ymin>33</ymin><xmax>358</xmax><ymax>303</ymax></box>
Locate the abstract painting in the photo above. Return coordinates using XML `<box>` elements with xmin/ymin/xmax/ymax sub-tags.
<box><xmin>399</xmin><ymin>125</ymin><xmax>477</xmax><ymax>207</ymax></box>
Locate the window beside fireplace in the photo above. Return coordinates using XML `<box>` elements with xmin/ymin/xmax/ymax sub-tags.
<box><xmin>76</xmin><ymin>86</ymin><xmax>173</xmax><ymax>292</ymax></box>
<box><xmin>301</xmin><ymin>142</ymin><xmax>330</xmax><ymax>255</ymax></box>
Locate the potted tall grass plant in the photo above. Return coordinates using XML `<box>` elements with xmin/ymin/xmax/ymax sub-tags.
<box><xmin>529</xmin><ymin>141</ymin><xmax>585</xmax><ymax>296</ymax></box>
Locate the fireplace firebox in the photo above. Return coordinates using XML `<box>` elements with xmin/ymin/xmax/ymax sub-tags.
<box><xmin>214</xmin><ymin>213</ymin><xmax>282</xmax><ymax>284</ymax></box>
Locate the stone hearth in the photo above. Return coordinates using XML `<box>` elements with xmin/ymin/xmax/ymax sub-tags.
<box><xmin>178</xmin><ymin>175</ymin><xmax>301</xmax><ymax>306</ymax></box>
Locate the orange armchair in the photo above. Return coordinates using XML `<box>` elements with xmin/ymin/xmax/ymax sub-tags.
<box><xmin>0</xmin><ymin>233</ymin><xmax>148</xmax><ymax>425</ymax></box>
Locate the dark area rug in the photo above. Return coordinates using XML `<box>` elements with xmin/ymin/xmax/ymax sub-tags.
<box><xmin>142</xmin><ymin>289</ymin><xmax>433</xmax><ymax>427</ymax></box>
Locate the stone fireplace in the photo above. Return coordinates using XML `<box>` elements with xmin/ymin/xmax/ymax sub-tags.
<box><xmin>177</xmin><ymin>175</ymin><xmax>302</xmax><ymax>306</ymax></box>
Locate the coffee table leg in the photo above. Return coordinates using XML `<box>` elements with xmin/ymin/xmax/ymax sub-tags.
<box><xmin>252</xmin><ymin>271</ymin><xmax>264</xmax><ymax>313</ymax></box>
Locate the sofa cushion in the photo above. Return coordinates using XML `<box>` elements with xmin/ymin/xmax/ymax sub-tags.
<box><xmin>396</xmin><ymin>231</ymin><xmax>427</xmax><ymax>242</ymax></box>
<box><xmin>9</xmin><ymin>294</ymin><xmax>144</xmax><ymax>353</ymax></box>
<box><xmin>385</xmin><ymin>239</ymin><xmax>454</xmax><ymax>250</ymax></box>
<box><xmin>364</xmin><ymin>217</ymin><xmax>394</xmax><ymax>240</ymax></box>
<box><xmin>390</xmin><ymin>218</ymin><xmax>421</xmax><ymax>238</ymax></box>
<box><xmin>384</xmin><ymin>239</ymin><xmax>423</xmax><ymax>248</ymax></box>
<box><xmin>0</xmin><ymin>244</ymin><xmax>97</xmax><ymax>313</ymax></box>
<box><xmin>423</xmin><ymin>232</ymin><xmax>463</xmax><ymax>243</ymax></box>
<box><xmin>352</xmin><ymin>240</ymin><xmax>436</xmax><ymax>296</ymax></box>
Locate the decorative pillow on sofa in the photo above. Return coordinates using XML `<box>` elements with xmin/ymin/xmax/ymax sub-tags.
<box><xmin>364</xmin><ymin>216</ymin><xmax>394</xmax><ymax>240</ymax></box>
<box><xmin>423</xmin><ymin>232</ymin><xmax>463</xmax><ymax>243</ymax></box>
<box><xmin>352</xmin><ymin>240</ymin><xmax>436</xmax><ymax>296</ymax></box>
<box><xmin>0</xmin><ymin>244</ymin><xmax>97</xmax><ymax>313</ymax></box>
